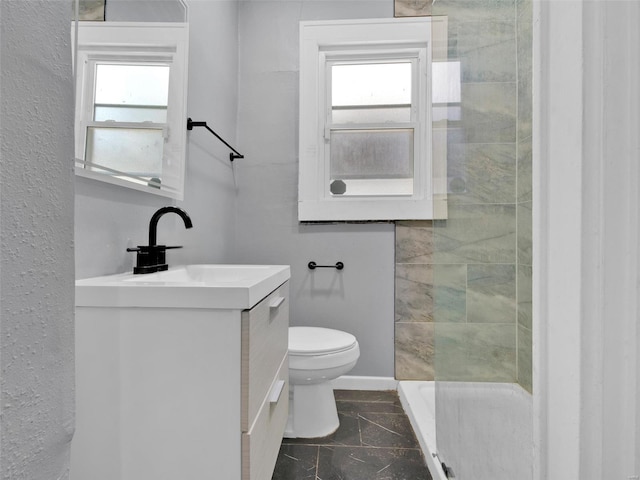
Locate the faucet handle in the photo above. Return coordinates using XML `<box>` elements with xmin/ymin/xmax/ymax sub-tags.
<box><xmin>126</xmin><ymin>247</ymin><xmax>141</xmax><ymax>252</ymax></box>
<box><xmin>165</xmin><ymin>246</ymin><xmax>183</xmax><ymax>250</ymax></box>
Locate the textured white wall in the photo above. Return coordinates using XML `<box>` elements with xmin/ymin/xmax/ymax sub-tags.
<box><xmin>75</xmin><ymin>0</ymin><xmax>239</xmax><ymax>279</ymax></box>
<box><xmin>234</xmin><ymin>0</ymin><xmax>396</xmax><ymax>377</ymax></box>
<box><xmin>0</xmin><ymin>0</ymin><xmax>75</xmax><ymax>478</ymax></box>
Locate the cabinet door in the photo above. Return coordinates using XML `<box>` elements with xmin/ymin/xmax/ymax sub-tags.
<box><xmin>241</xmin><ymin>282</ymin><xmax>289</xmax><ymax>430</ymax></box>
<box><xmin>242</xmin><ymin>357</ymin><xmax>289</xmax><ymax>480</ymax></box>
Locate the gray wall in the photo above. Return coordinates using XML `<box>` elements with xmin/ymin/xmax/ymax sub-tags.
<box><xmin>0</xmin><ymin>0</ymin><xmax>75</xmax><ymax>478</ymax></box>
<box><xmin>234</xmin><ymin>0</ymin><xmax>395</xmax><ymax>377</ymax></box>
<box><xmin>75</xmin><ymin>0</ymin><xmax>240</xmax><ymax>279</ymax></box>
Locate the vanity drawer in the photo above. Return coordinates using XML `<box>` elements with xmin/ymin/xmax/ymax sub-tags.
<box><xmin>242</xmin><ymin>357</ymin><xmax>289</xmax><ymax>480</ymax></box>
<box><xmin>241</xmin><ymin>282</ymin><xmax>289</xmax><ymax>430</ymax></box>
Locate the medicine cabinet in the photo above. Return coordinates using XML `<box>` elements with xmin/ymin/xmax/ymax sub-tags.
<box><xmin>72</xmin><ymin>22</ymin><xmax>189</xmax><ymax>200</ymax></box>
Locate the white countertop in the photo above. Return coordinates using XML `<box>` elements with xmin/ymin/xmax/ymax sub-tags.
<box><xmin>76</xmin><ymin>264</ymin><xmax>291</xmax><ymax>309</ymax></box>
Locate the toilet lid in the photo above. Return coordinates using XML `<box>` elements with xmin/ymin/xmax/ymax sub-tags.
<box><xmin>289</xmin><ymin>327</ymin><xmax>357</xmax><ymax>355</ymax></box>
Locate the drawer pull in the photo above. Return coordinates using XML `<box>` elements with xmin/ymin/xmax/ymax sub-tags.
<box><xmin>269</xmin><ymin>296</ymin><xmax>285</xmax><ymax>309</ymax></box>
<box><xmin>269</xmin><ymin>380</ymin><xmax>286</xmax><ymax>405</ymax></box>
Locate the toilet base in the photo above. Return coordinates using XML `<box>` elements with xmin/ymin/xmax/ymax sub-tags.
<box><xmin>284</xmin><ymin>382</ymin><xmax>339</xmax><ymax>438</ymax></box>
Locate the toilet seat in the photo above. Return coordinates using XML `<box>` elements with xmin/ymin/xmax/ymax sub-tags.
<box><xmin>289</xmin><ymin>327</ymin><xmax>357</xmax><ymax>356</ymax></box>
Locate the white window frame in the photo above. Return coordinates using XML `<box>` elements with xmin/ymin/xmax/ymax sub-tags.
<box><xmin>72</xmin><ymin>22</ymin><xmax>189</xmax><ymax>200</ymax></box>
<box><xmin>299</xmin><ymin>18</ymin><xmax>433</xmax><ymax>221</ymax></box>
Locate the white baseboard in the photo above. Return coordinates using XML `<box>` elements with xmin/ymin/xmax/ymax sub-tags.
<box><xmin>331</xmin><ymin>375</ymin><xmax>398</xmax><ymax>391</ymax></box>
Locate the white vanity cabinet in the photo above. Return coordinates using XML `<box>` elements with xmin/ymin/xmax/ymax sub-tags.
<box><xmin>241</xmin><ymin>284</ymin><xmax>289</xmax><ymax>480</ymax></box>
<box><xmin>71</xmin><ymin>265</ymin><xmax>290</xmax><ymax>480</ymax></box>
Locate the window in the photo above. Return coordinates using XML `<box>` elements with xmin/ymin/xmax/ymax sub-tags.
<box><xmin>73</xmin><ymin>22</ymin><xmax>189</xmax><ymax>199</ymax></box>
<box><xmin>299</xmin><ymin>18</ymin><xmax>434</xmax><ymax>221</ymax></box>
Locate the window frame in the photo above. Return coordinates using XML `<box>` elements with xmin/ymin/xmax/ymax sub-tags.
<box><xmin>324</xmin><ymin>51</ymin><xmax>425</xmax><ymax>198</ymax></box>
<box><xmin>299</xmin><ymin>18</ymin><xmax>434</xmax><ymax>221</ymax></box>
<box><xmin>73</xmin><ymin>22</ymin><xmax>189</xmax><ymax>200</ymax></box>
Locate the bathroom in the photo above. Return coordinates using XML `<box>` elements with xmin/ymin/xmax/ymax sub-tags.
<box><xmin>1</xmin><ymin>0</ymin><xmax>639</xmax><ymax>479</ymax></box>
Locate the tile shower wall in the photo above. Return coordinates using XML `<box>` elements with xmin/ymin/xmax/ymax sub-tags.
<box><xmin>516</xmin><ymin>0</ymin><xmax>533</xmax><ymax>393</ymax></box>
<box><xmin>395</xmin><ymin>0</ymin><xmax>532</xmax><ymax>392</ymax></box>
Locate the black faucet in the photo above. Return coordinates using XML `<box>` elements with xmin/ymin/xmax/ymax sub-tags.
<box><xmin>127</xmin><ymin>206</ymin><xmax>193</xmax><ymax>274</ymax></box>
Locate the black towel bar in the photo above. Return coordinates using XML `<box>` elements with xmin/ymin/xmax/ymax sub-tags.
<box><xmin>187</xmin><ymin>117</ymin><xmax>244</xmax><ymax>162</ymax></box>
<box><xmin>308</xmin><ymin>261</ymin><xmax>344</xmax><ymax>270</ymax></box>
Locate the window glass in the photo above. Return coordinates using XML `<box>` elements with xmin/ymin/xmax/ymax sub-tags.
<box><xmin>432</xmin><ymin>61</ymin><xmax>462</xmax><ymax>124</ymax></box>
<box><xmin>85</xmin><ymin>127</ymin><xmax>164</xmax><ymax>177</ymax></box>
<box><xmin>330</xmin><ymin>128</ymin><xmax>414</xmax><ymax>196</ymax></box>
<box><xmin>95</xmin><ymin>64</ymin><xmax>169</xmax><ymax>108</ymax></box>
<box><xmin>94</xmin><ymin>64</ymin><xmax>170</xmax><ymax>123</ymax></box>
<box><xmin>93</xmin><ymin>105</ymin><xmax>168</xmax><ymax>123</ymax></box>
<box><xmin>331</xmin><ymin>62</ymin><xmax>412</xmax><ymax>123</ymax></box>
<box><xmin>431</xmin><ymin>61</ymin><xmax>460</xmax><ymax>104</ymax></box>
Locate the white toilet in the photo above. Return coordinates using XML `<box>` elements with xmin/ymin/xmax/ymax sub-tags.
<box><xmin>285</xmin><ymin>326</ymin><xmax>360</xmax><ymax>438</ymax></box>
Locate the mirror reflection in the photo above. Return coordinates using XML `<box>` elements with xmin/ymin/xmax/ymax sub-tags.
<box><xmin>85</xmin><ymin>64</ymin><xmax>170</xmax><ymax>187</ymax></box>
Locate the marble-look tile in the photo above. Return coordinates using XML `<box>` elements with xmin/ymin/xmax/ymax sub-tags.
<box><xmin>336</xmin><ymin>400</ymin><xmax>405</xmax><ymax>415</ymax></box>
<box><xmin>447</xmin><ymin>143</ymin><xmax>517</xmax><ymax>205</ymax></box>
<box><xmin>283</xmin><ymin>411</ymin><xmax>361</xmax><ymax>447</ymax></box>
<box><xmin>434</xmin><ymin>323</ymin><xmax>517</xmax><ymax>382</ymax></box>
<box><xmin>445</xmin><ymin>126</ymin><xmax>465</xmax><ymax>148</ymax></box>
<box><xmin>317</xmin><ymin>446</ymin><xmax>431</xmax><ymax>480</ymax></box>
<box><xmin>517</xmin><ymin>0</ymin><xmax>532</xmax><ymax>10</ymax></box>
<box><xmin>517</xmin><ymin>0</ymin><xmax>533</xmax><ymax>143</ymax></box>
<box><xmin>394</xmin><ymin>0</ymin><xmax>432</xmax><ymax>17</ymax></box>
<box><xmin>455</xmin><ymin>20</ymin><xmax>516</xmax><ymax>83</ymax></box>
<box><xmin>434</xmin><ymin>0</ymin><xmax>516</xmax><ymax>25</ymax></box>
<box><xmin>271</xmin><ymin>444</ymin><xmax>318</xmax><ymax>480</ymax></box>
<box><xmin>275</xmin><ymin>390</ymin><xmax>433</xmax><ymax>480</ymax></box>
<box><xmin>461</xmin><ymin>82</ymin><xmax>517</xmax><ymax>144</ymax></box>
<box><xmin>517</xmin><ymin>138</ymin><xmax>532</xmax><ymax>202</ymax></box>
<box><xmin>433</xmin><ymin>204</ymin><xmax>517</xmax><ymax>264</ymax></box>
<box><xmin>359</xmin><ymin>412</ymin><xmax>422</xmax><ymax>449</ymax></box>
<box><xmin>467</xmin><ymin>264</ymin><xmax>517</xmax><ymax>324</ymax></box>
<box><xmin>335</xmin><ymin>390</ymin><xmax>403</xmax><ymax>415</ymax></box>
<box><xmin>395</xmin><ymin>264</ymin><xmax>433</xmax><ymax>322</ymax></box>
<box><xmin>517</xmin><ymin>0</ymin><xmax>534</xmax><ymax>46</ymax></box>
<box><xmin>395</xmin><ymin>221</ymin><xmax>433</xmax><ymax>264</ymax></box>
<box><xmin>433</xmin><ymin>264</ymin><xmax>467</xmax><ymax>323</ymax></box>
<box><xmin>517</xmin><ymin>73</ymin><xmax>533</xmax><ymax>142</ymax></box>
<box><xmin>517</xmin><ymin>2</ymin><xmax>533</xmax><ymax>76</ymax></box>
<box><xmin>518</xmin><ymin>324</ymin><xmax>533</xmax><ymax>393</ymax></box>
<box><xmin>79</xmin><ymin>0</ymin><xmax>105</xmax><ymax>20</ymax></box>
<box><xmin>517</xmin><ymin>264</ymin><xmax>532</xmax><ymax>330</ymax></box>
<box><xmin>395</xmin><ymin>322</ymin><xmax>435</xmax><ymax>380</ymax></box>
<box><xmin>334</xmin><ymin>390</ymin><xmax>399</xmax><ymax>404</ymax></box>
<box><xmin>517</xmin><ymin>201</ymin><xmax>532</xmax><ymax>265</ymax></box>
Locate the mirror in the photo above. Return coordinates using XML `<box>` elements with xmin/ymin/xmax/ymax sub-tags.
<box><xmin>72</xmin><ymin>2</ymin><xmax>189</xmax><ymax>199</ymax></box>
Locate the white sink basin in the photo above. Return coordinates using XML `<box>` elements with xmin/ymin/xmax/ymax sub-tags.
<box><xmin>76</xmin><ymin>264</ymin><xmax>291</xmax><ymax>309</ymax></box>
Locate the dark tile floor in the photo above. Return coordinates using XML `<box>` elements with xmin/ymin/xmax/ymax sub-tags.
<box><xmin>272</xmin><ymin>390</ymin><xmax>433</xmax><ymax>480</ymax></box>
